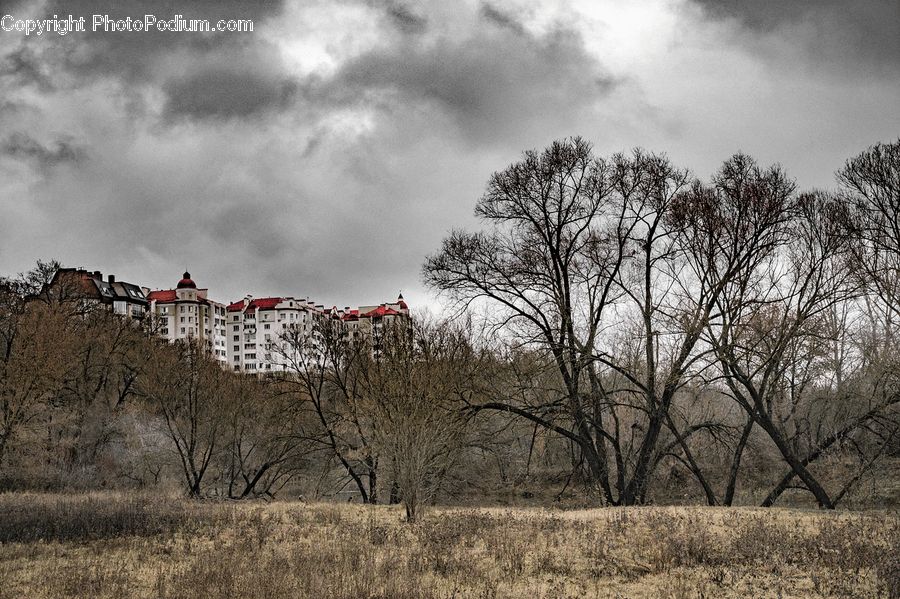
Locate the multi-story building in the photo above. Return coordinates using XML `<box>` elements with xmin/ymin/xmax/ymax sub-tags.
<box><xmin>38</xmin><ymin>266</ymin><xmax>409</xmax><ymax>373</ymax></box>
<box><xmin>225</xmin><ymin>296</ymin><xmax>323</xmax><ymax>372</ymax></box>
<box><xmin>146</xmin><ymin>272</ymin><xmax>228</xmax><ymax>366</ymax></box>
<box><xmin>341</xmin><ymin>293</ymin><xmax>410</xmax><ymax>356</ymax></box>
<box><xmin>37</xmin><ymin>268</ymin><xmax>150</xmax><ymax>319</ymax></box>
<box><xmin>226</xmin><ymin>293</ymin><xmax>410</xmax><ymax>372</ymax></box>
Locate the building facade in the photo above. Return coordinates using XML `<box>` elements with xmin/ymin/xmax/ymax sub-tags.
<box><xmin>41</xmin><ymin>266</ymin><xmax>409</xmax><ymax>373</ymax></box>
<box><xmin>38</xmin><ymin>268</ymin><xmax>149</xmax><ymax>319</ymax></box>
<box><xmin>225</xmin><ymin>293</ymin><xmax>410</xmax><ymax>372</ymax></box>
<box><xmin>146</xmin><ymin>272</ymin><xmax>228</xmax><ymax>366</ymax></box>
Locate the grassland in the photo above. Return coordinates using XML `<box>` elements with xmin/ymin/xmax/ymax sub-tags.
<box><xmin>0</xmin><ymin>492</ymin><xmax>897</xmax><ymax>598</ymax></box>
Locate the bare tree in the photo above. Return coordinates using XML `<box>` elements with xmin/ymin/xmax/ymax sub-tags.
<box><xmin>840</xmin><ymin>139</ymin><xmax>900</xmax><ymax>319</ymax></box>
<box><xmin>361</xmin><ymin>317</ymin><xmax>482</xmax><ymax>522</ymax></box>
<box><xmin>273</xmin><ymin>315</ymin><xmax>381</xmax><ymax>503</ymax></box>
<box><xmin>138</xmin><ymin>339</ymin><xmax>227</xmax><ymax>497</ymax></box>
<box><xmin>221</xmin><ymin>375</ymin><xmax>310</xmax><ymax>499</ymax></box>
<box><xmin>0</xmin><ymin>303</ymin><xmax>77</xmax><ymax>476</ymax></box>
<box><xmin>424</xmin><ymin>140</ymin><xmax>789</xmax><ymax>505</ymax></box>
<box><xmin>698</xmin><ymin>185</ymin><xmax>900</xmax><ymax>508</ymax></box>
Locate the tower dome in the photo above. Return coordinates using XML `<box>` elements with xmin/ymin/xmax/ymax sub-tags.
<box><xmin>176</xmin><ymin>271</ymin><xmax>197</xmax><ymax>289</ymax></box>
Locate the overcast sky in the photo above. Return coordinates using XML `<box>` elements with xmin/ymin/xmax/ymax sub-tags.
<box><xmin>1</xmin><ymin>0</ymin><xmax>898</xmax><ymax>308</ymax></box>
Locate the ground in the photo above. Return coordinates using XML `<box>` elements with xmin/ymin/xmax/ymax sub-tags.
<box><xmin>0</xmin><ymin>493</ymin><xmax>897</xmax><ymax>598</ymax></box>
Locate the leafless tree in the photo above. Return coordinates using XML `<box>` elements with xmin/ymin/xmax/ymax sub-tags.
<box><xmin>221</xmin><ymin>375</ymin><xmax>310</xmax><ymax>499</ymax></box>
<box><xmin>273</xmin><ymin>315</ymin><xmax>381</xmax><ymax>503</ymax></box>
<box><xmin>360</xmin><ymin>317</ymin><xmax>483</xmax><ymax>522</ymax></box>
<box><xmin>425</xmin><ymin>140</ymin><xmax>790</xmax><ymax>505</ymax></box>
<box><xmin>840</xmin><ymin>139</ymin><xmax>900</xmax><ymax>319</ymax></box>
<box><xmin>138</xmin><ymin>339</ymin><xmax>227</xmax><ymax>497</ymax></box>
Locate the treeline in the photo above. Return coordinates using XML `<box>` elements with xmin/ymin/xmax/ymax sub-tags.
<box><xmin>1</xmin><ymin>139</ymin><xmax>898</xmax><ymax>517</ymax></box>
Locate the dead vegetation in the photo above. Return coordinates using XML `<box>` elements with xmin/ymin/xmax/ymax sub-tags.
<box><xmin>0</xmin><ymin>492</ymin><xmax>896</xmax><ymax>599</ymax></box>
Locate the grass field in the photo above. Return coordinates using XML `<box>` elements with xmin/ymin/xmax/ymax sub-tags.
<box><xmin>0</xmin><ymin>493</ymin><xmax>897</xmax><ymax>598</ymax></box>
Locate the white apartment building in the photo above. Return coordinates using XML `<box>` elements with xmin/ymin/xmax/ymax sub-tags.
<box><xmin>43</xmin><ymin>267</ymin><xmax>408</xmax><ymax>372</ymax></box>
<box><xmin>226</xmin><ymin>293</ymin><xmax>410</xmax><ymax>372</ymax></box>
<box><xmin>225</xmin><ymin>296</ymin><xmax>323</xmax><ymax>372</ymax></box>
<box><xmin>147</xmin><ymin>272</ymin><xmax>228</xmax><ymax>366</ymax></box>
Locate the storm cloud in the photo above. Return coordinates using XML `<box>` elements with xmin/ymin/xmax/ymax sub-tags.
<box><xmin>0</xmin><ymin>0</ymin><xmax>898</xmax><ymax>309</ymax></box>
<box><xmin>694</xmin><ymin>0</ymin><xmax>900</xmax><ymax>75</ymax></box>
<box><xmin>2</xmin><ymin>132</ymin><xmax>85</xmax><ymax>168</ymax></box>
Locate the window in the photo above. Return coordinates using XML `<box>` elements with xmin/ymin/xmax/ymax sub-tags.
<box><xmin>233</xmin><ymin>345</ymin><xmax>239</xmax><ymax>352</ymax></box>
<box><xmin>233</xmin><ymin>325</ymin><xmax>239</xmax><ymax>331</ymax></box>
<box><xmin>233</xmin><ymin>335</ymin><xmax>239</xmax><ymax>341</ymax></box>
<box><xmin>180</xmin><ymin>327</ymin><xmax>185</xmax><ymax>333</ymax></box>
<box><xmin>264</xmin><ymin>324</ymin><xmax>270</xmax><ymax>330</ymax></box>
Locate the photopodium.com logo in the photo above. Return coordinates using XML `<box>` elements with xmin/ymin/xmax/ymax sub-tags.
<box><xmin>0</xmin><ymin>14</ymin><xmax>254</xmax><ymax>36</ymax></box>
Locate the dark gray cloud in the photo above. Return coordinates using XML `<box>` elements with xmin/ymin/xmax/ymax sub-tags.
<box><xmin>1</xmin><ymin>45</ymin><xmax>55</xmax><ymax>90</ymax></box>
<box><xmin>0</xmin><ymin>0</ymin><xmax>897</xmax><ymax>310</ymax></box>
<box><xmin>479</xmin><ymin>3</ymin><xmax>526</xmax><ymax>36</ymax></box>
<box><xmin>328</xmin><ymin>18</ymin><xmax>616</xmax><ymax>147</ymax></box>
<box><xmin>10</xmin><ymin>0</ymin><xmax>288</xmax><ymax>83</ymax></box>
<box><xmin>693</xmin><ymin>0</ymin><xmax>900</xmax><ymax>75</ymax></box>
<box><xmin>1</xmin><ymin>132</ymin><xmax>86</xmax><ymax>168</ymax></box>
<box><xmin>161</xmin><ymin>43</ymin><xmax>299</xmax><ymax>120</ymax></box>
<box><xmin>377</xmin><ymin>1</ymin><xmax>428</xmax><ymax>34</ymax></box>
<box><xmin>3</xmin><ymin>0</ymin><xmax>297</xmax><ymax>121</ymax></box>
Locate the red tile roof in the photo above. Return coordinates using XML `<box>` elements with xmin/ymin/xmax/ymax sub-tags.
<box><xmin>147</xmin><ymin>289</ymin><xmax>177</xmax><ymax>302</ymax></box>
<box><xmin>227</xmin><ymin>297</ymin><xmax>284</xmax><ymax>313</ymax></box>
<box><xmin>362</xmin><ymin>305</ymin><xmax>401</xmax><ymax>318</ymax></box>
<box><xmin>148</xmin><ymin>289</ymin><xmax>211</xmax><ymax>305</ymax></box>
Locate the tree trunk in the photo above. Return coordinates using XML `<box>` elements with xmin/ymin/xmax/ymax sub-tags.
<box><xmin>759</xmin><ymin>418</ymin><xmax>834</xmax><ymax>509</ymax></box>
<box><xmin>723</xmin><ymin>418</ymin><xmax>753</xmax><ymax>506</ymax></box>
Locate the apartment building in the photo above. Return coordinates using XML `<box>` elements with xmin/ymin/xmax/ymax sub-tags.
<box><xmin>225</xmin><ymin>296</ymin><xmax>322</xmax><ymax>372</ymax></box>
<box><xmin>40</xmin><ymin>266</ymin><xmax>409</xmax><ymax>373</ymax></box>
<box><xmin>341</xmin><ymin>293</ymin><xmax>410</xmax><ymax>355</ymax></box>
<box><xmin>37</xmin><ymin>268</ymin><xmax>150</xmax><ymax>319</ymax></box>
<box><xmin>226</xmin><ymin>293</ymin><xmax>410</xmax><ymax>372</ymax></box>
<box><xmin>146</xmin><ymin>272</ymin><xmax>228</xmax><ymax>366</ymax></box>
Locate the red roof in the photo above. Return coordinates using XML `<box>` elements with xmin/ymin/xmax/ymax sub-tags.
<box><xmin>362</xmin><ymin>305</ymin><xmax>401</xmax><ymax>318</ymax></box>
<box><xmin>176</xmin><ymin>271</ymin><xmax>197</xmax><ymax>289</ymax></box>
<box><xmin>147</xmin><ymin>289</ymin><xmax>177</xmax><ymax>302</ymax></box>
<box><xmin>148</xmin><ymin>289</ymin><xmax>210</xmax><ymax>305</ymax></box>
<box><xmin>227</xmin><ymin>297</ymin><xmax>284</xmax><ymax>313</ymax></box>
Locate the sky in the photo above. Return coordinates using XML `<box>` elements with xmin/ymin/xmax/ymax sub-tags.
<box><xmin>1</xmin><ymin>0</ymin><xmax>898</xmax><ymax>309</ymax></box>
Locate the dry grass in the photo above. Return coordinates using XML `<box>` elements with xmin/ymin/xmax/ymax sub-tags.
<box><xmin>0</xmin><ymin>493</ymin><xmax>897</xmax><ymax>599</ymax></box>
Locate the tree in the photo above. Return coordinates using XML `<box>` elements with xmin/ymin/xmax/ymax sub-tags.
<box><xmin>0</xmin><ymin>303</ymin><xmax>77</xmax><ymax>476</ymax></box>
<box><xmin>138</xmin><ymin>339</ymin><xmax>227</xmax><ymax>497</ymax></box>
<box><xmin>361</xmin><ymin>317</ymin><xmax>482</xmax><ymax>522</ymax></box>
<box><xmin>698</xmin><ymin>185</ymin><xmax>900</xmax><ymax>508</ymax></box>
<box><xmin>273</xmin><ymin>314</ymin><xmax>381</xmax><ymax>503</ymax></box>
<box><xmin>840</xmin><ymin>139</ymin><xmax>900</xmax><ymax>320</ymax></box>
<box><xmin>0</xmin><ymin>260</ymin><xmax>80</xmax><ymax>480</ymax></box>
<box><xmin>425</xmin><ymin>138</ymin><xmax>739</xmax><ymax>505</ymax></box>
<box><xmin>221</xmin><ymin>375</ymin><xmax>310</xmax><ymax>499</ymax></box>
